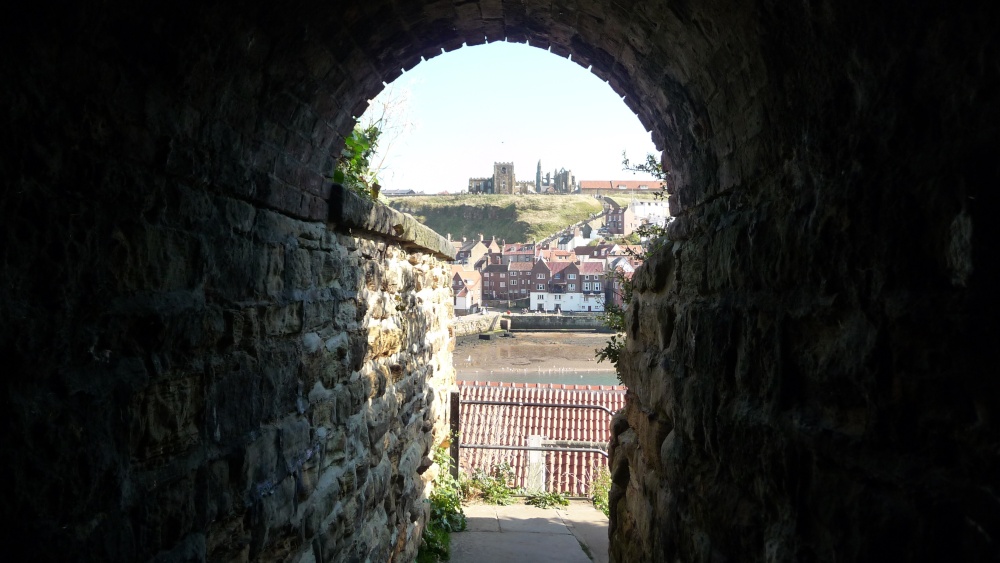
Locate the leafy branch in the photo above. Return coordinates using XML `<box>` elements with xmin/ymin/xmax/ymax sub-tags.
<box><xmin>621</xmin><ymin>151</ymin><xmax>665</xmax><ymax>180</ymax></box>
<box><xmin>596</xmin><ymin>152</ymin><xmax>671</xmax><ymax>382</ymax></box>
<box><xmin>332</xmin><ymin>124</ymin><xmax>381</xmax><ymax>200</ymax></box>
<box><xmin>596</xmin><ymin>266</ymin><xmax>633</xmax><ymax>383</ymax></box>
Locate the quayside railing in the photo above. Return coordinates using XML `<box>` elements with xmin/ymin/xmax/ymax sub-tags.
<box><xmin>448</xmin><ymin>391</ymin><xmax>613</xmax><ymax>481</ymax></box>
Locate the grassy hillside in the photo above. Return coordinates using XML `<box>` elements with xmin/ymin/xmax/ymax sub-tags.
<box><xmin>387</xmin><ymin>194</ymin><xmax>606</xmax><ymax>243</ymax></box>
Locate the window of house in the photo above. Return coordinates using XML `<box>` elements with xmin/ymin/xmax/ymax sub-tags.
<box><xmin>555</xmin><ymin>295</ymin><xmax>561</xmax><ymax>300</ymax></box>
<box><xmin>568</xmin><ymin>274</ymin><xmax>576</xmax><ymax>280</ymax></box>
<box><xmin>569</xmin><ymin>284</ymin><xmax>576</xmax><ymax>290</ymax></box>
<box><xmin>500</xmin><ymin>282</ymin><xmax>505</xmax><ymax>287</ymax></box>
<box><xmin>520</xmin><ymin>289</ymin><xmax>526</xmax><ymax>294</ymax></box>
<box><xmin>595</xmin><ymin>283</ymin><xmax>602</xmax><ymax>291</ymax></box>
<box><xmin>484</xmin><ymin>272</ymin><xmax>489</xmax><ymax>278</ymax></box>
<box><xmin>584</xmin><ymin>283</ymin><xmax>591</xmax><ymax>291</ymax></box>
<box><xmin>537</xmin><ymin>273</ymin><xmax>545</xmax><ymax>279</ymax></box>
<box><xmin>537</xmin><ymin>284</ymin><xmax>545</xmax><ymax>290</ymax></box>
<box><xmin>554</xmin><ymin>274</ymin><xmax>562</xmax><ymax>279</ymax></box>
<box><xmin>500</xmin><ymin>273</ymin><xmax>506</xmax><ymax>278</ymax></box>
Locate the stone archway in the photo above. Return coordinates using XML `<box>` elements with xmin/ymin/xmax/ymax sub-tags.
<box><xmin>1</xmin><ymin>1</ymin><xmax>997</xmax><ymax>561</ymax></box>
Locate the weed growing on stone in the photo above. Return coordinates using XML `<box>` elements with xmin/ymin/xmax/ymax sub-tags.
<box><xmin>417</xmin><ymin>446</ymin><xmax>467</xmax><ymax>562</ymax></box>
<box><xmin>332</xmin><ymin>124</ymin><xmax>382</xmax><ymax>201</ymax></box>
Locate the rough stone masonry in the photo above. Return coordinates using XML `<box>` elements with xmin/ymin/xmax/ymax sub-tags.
<box><xmin>1</xmin><ymin>0</ymin><xmax>998</xmax><ymax>562</ymax></box>
<box><xmin>1</xmin><ymin>178</ymin><xmax>456</xmax><ymax>561</ymax></box>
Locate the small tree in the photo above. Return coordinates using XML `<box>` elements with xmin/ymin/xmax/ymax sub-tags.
<box><xmin>332</xmin><ymin>124</ymin><xmax>381</xmax><ymax>200</ymax></box>
<box><xmin>596</xmin><ymin>152</ymin><xmax>670</xmax><ymax>381</ymax></box>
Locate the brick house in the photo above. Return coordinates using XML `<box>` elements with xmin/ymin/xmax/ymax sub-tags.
<box><xmin>455</xmin><ymin>235</ymin><xmax>500</xmax><ymax>266</ymax></box>
<box><xmin>574</xmin><ymin>243</ymin><xmax>621</xmax><ymax>262</ymax></box>
<box><xmin>451</xmin><ymin>266</ymin><xmax>482</xmax><ymax>314</ymax></box>
<box><xmin>506</xmin><ymin>262</ymin><xmax>533</xmax><ymax>300</ymax></box>
<box><xmin>604</xmin><ymin>199</ymin><xmax>639</xmax><ymax>236</ymax></box>
<box><xmin>481</xmin><ymin>261</ymin><xmax>510</xmax><ymax>300</ymax></box>
<box><xmin>604</xmin><ymin>258</ymin><xmax>635</xmax><ymax>308</ymax></box>
<box><xmin>577</xmin><ymin>261</ymin><xmax>607</xmax><ymax>312</ymax></box>
<box><xmin>502</xmin><ymin>242</ymin><xmax>535</xmax><ymax>265</ymax></box>
<box><xmin>529</xmin><ymin>260</ymin><xmax>572</xmax><ymax>312</ymax></box>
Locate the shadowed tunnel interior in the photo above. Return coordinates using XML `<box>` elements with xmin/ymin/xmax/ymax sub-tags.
<box><xmin>1</xmin><ymin>0</ymin><xmax>998</xmax><ymax>561</ymax></box>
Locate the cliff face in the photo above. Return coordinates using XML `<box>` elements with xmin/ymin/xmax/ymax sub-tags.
<box><xmin>390</xmin><ymin>195</ymin><xmax>604</xmax><ymax>243</ymax></box>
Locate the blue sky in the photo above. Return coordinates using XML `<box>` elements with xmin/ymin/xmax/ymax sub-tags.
<box><xmin>361</xmin><ymin>41</ymin><xmax>660</xmax><ymax>194</ymax></box>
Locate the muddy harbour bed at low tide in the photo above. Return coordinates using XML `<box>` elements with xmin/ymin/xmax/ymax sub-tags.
<box><xmin>454</xmin><ymin>331</ymin><xmax>621</xmax><ymax>385</ymax></box>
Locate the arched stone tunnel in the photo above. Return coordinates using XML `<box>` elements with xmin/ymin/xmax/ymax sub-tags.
<box><xmin>1</xmin><ymin>0</ymin><xmax>997</xmax><ymax>561</ymax></box>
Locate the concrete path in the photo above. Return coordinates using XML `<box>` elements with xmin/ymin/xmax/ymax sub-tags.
<box><xmin>450</xmin><ymin>500</ymin><xmax>609</xmax><ymax>563</ymax></box>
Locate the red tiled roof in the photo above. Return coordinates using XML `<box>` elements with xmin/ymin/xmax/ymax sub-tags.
<box><xmin>508</xmin><ymin>262</ymin><xmax>534</xmax><ymax>272</ymax></box>
<box><xmin>538</xmin><ymin>249</ymin><xmax>574</xmax><ymax>261</ymax></box>
<box><xmin>579</xmin><ymin>180</ymin><xmax>666</xmax><ymax>191</ymax></box>
<box><xmin>547</xmin><ymin>261</ymin><xmax>573</xmax><ymax>275</ymax></box>
<box><xmin>456</xmin><ymin>381</ymin><xmax>626</xmax><ymax>496</ymax></box>
<box><xmin>579</xmin><ymin>261</ymin><xmax>606</xmax><ymax>275</ymax></box>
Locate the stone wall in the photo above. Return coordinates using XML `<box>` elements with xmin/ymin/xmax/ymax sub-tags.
<box><xmin>508</xmin><ymin>314</ymin><xmax>608</xmax><ymax>332</ymax></box>
<box><xmin>0</xmin><ymin>175</ymin><xmax>455</xmax><ymax>560</ymax></box>
<box><xmin>607</xmin><ymin>2</ymin><xmax>999</xmax><ymax>562</ymax></box>
<box><xmin>452</xmin><ymin>314</ymin><xmax>506</xmax><ymax>338</ymax></box>
<box><xmin>2</xmin><ymin>1</ymin><xmax>997</xmax><ymax>562</ymax></box>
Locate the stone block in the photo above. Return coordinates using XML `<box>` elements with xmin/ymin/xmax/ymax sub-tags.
<box><xmin>264</xmin><ymin>302</ymin><xmax>303</xmax><ymax>336</ymax></box>
<box><xmin>367</xmin><ymin>323</ymin><xmax>403</xmax><ymax>358</ymax></box>
<box><xmin>224</xmin><ymin>198</ymin><xmax>257</xmax><ymax>233</ymax></box>
<box><xmin>129</xmin><ymin>375</ymin><xmax>204</xmax><ymax>466</ymax></box>
<box><xmin>286</xmin><ymin>248</ymin><xmax>313</xmax><ymax>290</ymax></box>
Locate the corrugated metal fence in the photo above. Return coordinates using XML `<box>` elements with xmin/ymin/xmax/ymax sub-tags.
<box><xmin>454</xmin><ymin>381</ymin><xmax>626</xmax><ymax>496</ymax></box>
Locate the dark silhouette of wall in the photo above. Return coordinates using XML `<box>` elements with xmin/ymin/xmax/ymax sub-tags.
<box><xmin>0</xmin><ymin>0</ymin><xmax>997</xmax><ymax>561</ymax></box>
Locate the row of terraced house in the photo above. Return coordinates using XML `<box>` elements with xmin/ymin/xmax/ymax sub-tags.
<box><xmin>450</xmin><ymin>235</ymin><xmax>644</xmax><ymax>314</ymax></box>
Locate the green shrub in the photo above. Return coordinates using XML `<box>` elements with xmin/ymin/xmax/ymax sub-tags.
<box><xmin>416</xmin><ymin>522</ymin><xmax>450</xmax><ymax>563</ymax></box>
<box><xmin>417</xmin><ymin>446</ymin><xmax>467</xmax><ymax>562</ymax></box>
<box><xmin>332</xmin><ymin>124</ymin><xmax>381</xmax><ymax>201</ymax></box>
<box><xmin>525</xmin><ymin>490</ymin><xmax>570</xmax><ymax>509</ymax></box>
<box><xmin>464</xmin><ymin>461</ymin><xmax>520</xmax><ymax>505</ymax></box>
<box><xmin>591</xmin><ymin>465</ymin><xmax>612</xmax><ymax>517</ymax></box>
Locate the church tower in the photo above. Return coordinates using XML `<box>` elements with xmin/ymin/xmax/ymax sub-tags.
<box><xmin>536</xmin><ymin>160</ymin><xmax>542</xmax><ymax>194</ymax></box>
<box><xmin>493</xmin><ymin>162</ymin><xmax>515</xmax><ymax>194</ymax></box>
